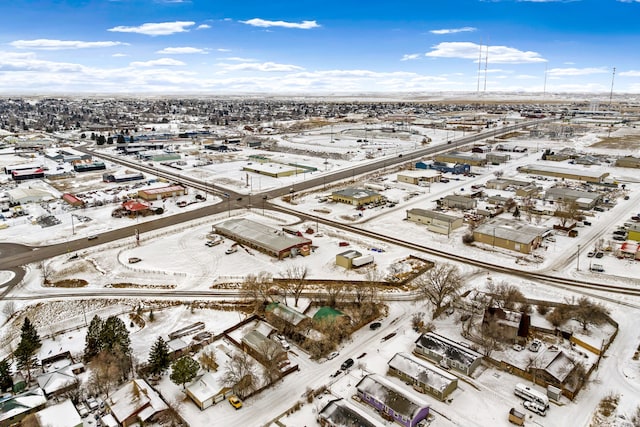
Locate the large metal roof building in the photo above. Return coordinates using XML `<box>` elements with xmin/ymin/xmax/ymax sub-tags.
<box><xmin>214</xmin><ymin>218</ymin><xmax>312</xmax><ymax>259</ymax></box>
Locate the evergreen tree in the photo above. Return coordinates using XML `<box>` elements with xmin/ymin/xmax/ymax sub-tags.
<box><xmin>0</xmin><ymin>359</ymin><xmax>13</xmax><ymax>391</ymax></box>
<box><xmin>84</xmin><ymin>315</ymin><xmax>104</xmax><ymax>361</ymax></box>
<box><xmin>170</xmin><ymin>356</ymin><xmax>199</xmax><ymax>389</ymax></box>
<box><xmin>20</xmin><ymin>318</ymin><xmax>41</xmax><ymax>350</ymax></box>
<box><xmin>147</xmin><ymin>337</ymin><xmax>171</xmax><ymax>376</ymax></box>
<box><xmin>100</xmin><ymin>316</ymin><xmax>131</xmax><ymax>355</ymax></box>
<box><xmin>14</xmin><ymin>340</ymin><xmax>37</xmax><ymax>382</ymax></box>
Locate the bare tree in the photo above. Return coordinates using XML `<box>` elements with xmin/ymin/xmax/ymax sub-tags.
<box><xmin>279</xmin><ymin>265</ymin><xmax>308</xmax><ymax>307</ymax></box>
<box><xmin>88</xmin><ymin>351</ymin><xmax>122</xmax><ymax>397</ymax></box>
<box><xmin>325</xmin><ymin>282</ymin><xmax>346</xmax><ymax>307</ymax></box>
<box><xmin>222</xmin><ymin>352</ymin><xmax>259</xmax><ymax>398</ymax></box>
<box><xmin>491</xmin><ymin>282</ymin><xmax>525</xmax><ymax>310</ymax></box>
<box><xmin>256</xmin><ymin>340</ymin><xmax>287</xmax><ymax>384</ymax></box>
<box><xmin>573</xmin><ymin>297</ymin><xmax>609</xmax><ymax>331</ymax></box>
<box><xmin>479</xmin><ymin>321</ymin><xmax>504</xmax><ymax>357</ymax></box>
<box><xmin>413</xmin><ymin>263</ymin><xmax>463</xmax><ymax>319</ymax></box>
<box><xmin>555</xmin><ymin>200</ymin><xmax>580</xmax><ymax>228</ymax></box>
<box><xmin>240</xmin><ymin>271</ymin><xmax>274</xmax><ymax>311</ymax></box>
<box><xmin>1</xmin><ymin>302</ymin><xmax>16</xmax><ymax>320</ymax></box>
<box><xmin>198</xmin><ymin>350</ymin><xmax>218</xmax><ymax>372</ymax></box>
<box><xmin>630</xmin><ymin>405</ymin><xmax>640</xmax><ymax>427</ymax></box>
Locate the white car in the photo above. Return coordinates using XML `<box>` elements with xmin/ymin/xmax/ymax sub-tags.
<box><xmin>529</xmin><ymin>339</ymin><xmax>542</xmax><ymax>352</ymax></box>
<box><xmin>327</xmin><ymin>351</ymin><xmax>339</xmax><ymax>360</ymax></box>
<box><xmin>523</xmin><ymin>400</ymin><xmax>547</xmax><ymax>416</ymax></box>
<box><xmin>512</xmin><ymin>344</ymin><xmax>524</xmax><ymax>352</ymax></box>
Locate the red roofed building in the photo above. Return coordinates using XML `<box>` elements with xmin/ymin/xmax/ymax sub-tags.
<box><xmin>62</xmin><ymin>193</ymin><xmax>84</xmax><ymax>207</ymax></box>
<box><xmin>122</xmin><ymin>200</ymin><xmax>151</xmax><ymax>213</ymax></box>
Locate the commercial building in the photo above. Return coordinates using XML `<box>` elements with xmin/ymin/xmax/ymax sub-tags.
<box><xmin>439</xmin><ymin>195</ymin><xmax>477</xmax><ymax>210</ymax></box>
<box><xmin>416</xmin><ymin>161</ymin><xmax>470</xmax><ymax>175</ymax></box>
<box><xmin>331</xmin><ymin>188</ymin><xmax>383</xmax><ymax>207</ymax></box>
<box><xmin>473</xmin><ymin>217</ymin><xmax>549</xmax><ymax>254</ymax></box>
<box><xmin>544</xmin><ymin>187</ymin><xmax>602</xmax><ymax>210</ymax></box>
<box><xmin>517</xmin><ymin>164</ymin><xmax>609</xmax><ymax>183</ymax></box>
<box><xmin>335</xmin><ymin>250</ymin><xmax>374</xmax><ymax>269</ymax></box>
<box><xmin>137</xmin><ymin>185</ymin><xmax>186</xmax><ymax>201</ymax></box>
<box><xmin>435</xmin><ymin>151</ymin><xmax>487</xmax><ymax>167</ymax></box>
<box><xmin>214</xmin><ymin>218</ymin><xmax>312</xmax><ymax>259</ymax></box>
<box><xmin>615</xmin><ymin>156</ymin><xmax>640</xmax><ymax>168</ymax></box>
<box><xmin>397</xmin><ymin>170</ymin><xmax>441</xmax><ymax>185</ymax></box>
<box><xmin>405</xmin><ymin>208</ymin><xmax>463</xmax><ymax>235</ymax></box>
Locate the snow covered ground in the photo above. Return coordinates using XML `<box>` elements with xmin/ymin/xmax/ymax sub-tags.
<box><xmin>2</xmin><ymin>120</ymin><xmax>640</xmax><ymax>426</ymax></box>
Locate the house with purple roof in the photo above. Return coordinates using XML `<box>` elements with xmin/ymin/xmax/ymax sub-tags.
<box><xmin>355</xmin><ymin>374</ymin><xmax>430</xmax><ymax>427</ymax></box>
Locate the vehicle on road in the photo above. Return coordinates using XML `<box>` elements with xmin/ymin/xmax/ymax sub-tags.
<box><xmin>128</xmin><ymin>257</ymin><xmax>141</xmax><ymax>264</ymax></box>
<box><xmin>87</xmin><ymin>235</ymin><xmax>98</xmax><ymax>240</ymax></box>
<box><xmin>327</xmin><ymin>351</ymin><xmax>339</xmax><ymax>360</ymax></box>
<box><xmin>228</xmin><ymin>395</ymin><xmax>242</xmax><ymax>409</ymax></box>
<box><xmin>225</xmin><ymin>246</ymin><xmax>238</xmax><ymax>254</ymax></box>
<box><xmin>369</xmin><ymin>322</ymin><xmax>382</xmax><ymax>330</ymax></box>
<box><xmin>340</xmin><ymin>358</ymin><xmax>354</xmax><ymax>370</ymax></box>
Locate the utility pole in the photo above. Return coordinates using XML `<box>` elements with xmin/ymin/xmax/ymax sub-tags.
<box><xmin>609</xmin><ymin>67</ymin><xmax>616</xmax><ymax>109</ymax></box>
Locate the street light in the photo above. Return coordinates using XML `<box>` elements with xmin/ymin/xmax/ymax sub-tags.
<box><xmin>262</xmin><ymin>195</ymin><xmax>267</xmax><ymax>215</ymax></box>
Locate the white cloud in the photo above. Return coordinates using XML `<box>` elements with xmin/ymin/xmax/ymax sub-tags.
<box><xmin>619</xmin><ymin>70</ymin><xmax>640</xmax><ymax>77</ymax></box>
<box><xmin>547</xmin><ymin>67</ymin><xmax>608</xmax><ymax>76</ymax></box>
<box><xmin>10</xmin><ymin>39</ymin><xmax>127</xmax><ymax>50</ymax></box>
<box><xmin>401</xmin><ymin>54</ymin><xmax>421</xmax><ymax>61</ymax></box>
<box><xmin>239</xmin><ymin>18</ymin><xmax>320</xmax><ymax>29</ymax></box>
<box><xmin>618</xmin><ymin>0</ymin><xmax>640</xmax><ymax>2</ymax></box>
<box><xmin>130</xmin><ymin>58</ymin><xmax>186</xmax><ymax>67</ymax></box>
<box><xmin>196</xmin><ymin>24</ymin><xmax>211</xmax><ymax>30</ymax></box>
<box><xmin>217</xmin><ymin>48</ymin><xmax>232</xmax><ymax>52</ymax></box>
<box><xmin>156</xmin><ymin>47</ymin><xmax>207</xmax><ymax>54</ymax></box>
<box><xmin>108</xmin><ymin>21</ymin><xmax>195</xmax><ymax>36</ymax></box>
<box><xmin>217</xmin><ymin>61</ymin><xmax>304</xmax><ymax>72</ymax></box>
<box><xmin>425</xmin><ymin>42</ymin><xmax>546</xmax><ymax>63</ymax></box>
<box><xmin>112</xmin><ymin>53</ymin><xmax>128</xmax><ymax>57</ymax></box>
<box><xmin>223</xmin><ymin>57</ymin><xmax>257</xmax><ymax>62</ymax></box>
<box><xmin>430</xmin><ymin>27</ymin><xmax>477</xmax><ymax>35</ymax></box>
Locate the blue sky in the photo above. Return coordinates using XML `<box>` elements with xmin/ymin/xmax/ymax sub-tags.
<box><xmin>1</xmin><ymin>0</ymin><xmax>640</xmax><ymax>94</ymax></box>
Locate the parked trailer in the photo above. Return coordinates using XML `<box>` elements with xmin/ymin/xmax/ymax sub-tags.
<box><xmin>364</xmin><ymin>183</ymin><xmax>386</xmax><ymax>192</ymax></box>
<box><xmin>352</xmin><ymin>255</ymin><xmax>374</xmax><ymax>267</ymax></box>
<box><xmin>508</xmin><ymin>408</ymin><xmax>525</xmax><ymax>426</ymax></box>
<box><xmin>514</xmin><ymin>383</ymin><xmax>549</xmax><ymax>410</ymax></box>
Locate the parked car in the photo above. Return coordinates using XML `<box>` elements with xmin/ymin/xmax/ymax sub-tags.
<box><xmin>582</xmin><ymin>221</ymin><xmax>592</xmax><ymax>226</ymax></box>
<box><xmin>369</xmin><ymin>322</ymin><xmax>382</xmax><ymax>330</ymax></box>
<box><xmin>327</xmin><ymin>351</ymin><xmax>339</xmax><ymax>360</ymax></box>
<box><xmin>529</xmin><ymin>339</ymin><xmax>542</xmax><ymax>352</ymax></box>
<box><xmin>340</xmin><ymin>358</ymin><xmax>354</xmax><ymax>370</ymax></box>
<box><xmin>587</xmin><ymin>251</ymin><xmax>595</xmax><ymax>258</ymax></box>
<box><xmin>613</xmin><ymin>236</ymin><xmax>626</xmax><ymax>241</ymax></box>
<box><xmin>512</xmin><ymin>344</ymin><xmax>524</xmax><ymax>352</ymax></box>
<box><xmin>613</xmin><ymin>230</ymin><xmax>627</xmax><ymax>236</ymax></box>
<box><xmin>595</xmin><ymin>252</ymin><xmax>604</xmax><ymax>258</ymax></box>
<box><xmin>523</xmin><ymin>400</ymin><xmax>547</xmax><ymax>416</ymax></box>
<box><xmin>228</xmin><ymin>395</ymin><xmax>243</xmax><ymax>409</ymax></box>
<box><xmin>127</xmin><ymin>257</ymin><xmax>142</xmax><ymax>264</ymax></box>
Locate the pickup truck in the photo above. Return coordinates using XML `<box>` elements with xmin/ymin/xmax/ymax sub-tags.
<box><xmin>225</xmin><ymin>246</ymin><xmax>238</xmax><ymax>254</ymax></box>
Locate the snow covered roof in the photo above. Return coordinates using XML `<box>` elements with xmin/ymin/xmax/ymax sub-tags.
<box><xmin>186</xmin><ymin>372</ymin><xmax>226</xmax><ymax>403</ymax></box>
<box><xmin>0</xmin><ymin>388</ymin><xmax>47</xmax><ymax>422</ymax></box>
<box><xmin>318</xmin><ymin>398</ymin><xmax>385</xmax><ymax>427</ymax></box>
<box><xmin>415</xmin><ymin>332</ymin><xmax>483</xmax><ymax>368</ymax></box>
<box><xmin>266</xmin><ymin>302</ymin><xmax>310</xmax><ymax>326</ymax></box>
<box><xmin>214</xmin><ymin>218</ymin><xmax>312</xmax><ymax>254</ymax></box>
<box><xmin>356</xmin><ymin>374</ymin><xmax>429</xmax><ymax>419</ymax></box>
<box><xmin>388</xmin><ymin>352</ymin><xmax>457</xmax><ymax>392</ymax></box>
<box><xmin>332</xmin><ymin>187</ymin><xmax>381</xmax><ymax>200</ymax></box>
<box><xmin>544</xmin><ymin>351</ymin><xmax>576</xmax><ymax>383</ymax></box>
<box><xmin>475</xmin><ymin>217</ymin><xmax>549</xmax><ymax>245</ymax></box>
<box><xmin>36</xmin><ymin>364</ymin><xmax>79</xmax><ymax>395</ymax></box>
<box><xmin>6</xmin><ymin>187</ymin><xmax>54</xmax><ymax>203</ymax></box>
<box><xmin>35</xmin><ymin>399</ymin><xmax>82</xmax><ymax>427</ymax></box>
<box><xmin>167</xmin><ymin>337</ymin><xmax>189</xmax><ymax>352</ymax></box>
<box><xmin>108</xmin><ymin>379</ymin><xmax>168</xmax><ymax>424</ymax></box>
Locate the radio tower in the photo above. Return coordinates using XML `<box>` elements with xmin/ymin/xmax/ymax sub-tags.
<box><xmin>608</xmin><ymin>67</ymin><xmax>616</xmax><ymax>109</ymax></box>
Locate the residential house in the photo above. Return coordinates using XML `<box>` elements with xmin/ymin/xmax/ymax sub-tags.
<box><xmin>107</xmin><ymin>379</ymin><xmax>168</xmax><ymax>427</ymax></box>
<box><xmin>482</xmin><ymin>307</ymin><xmax>530</xmax><ymax>343</ymax></box>
<box><xmin>0</xmin><ymin>388</ymin><xmax>47</xmax><ymax>427</ymax></box>
<box><xmin>355</xmin><ymin>374</ymin><xmax>430</xmax><ymax>427</ymax></box>
<box><xmin>387</xmin><ymin>352</ymin><xmax>458</xmax><ymax>401</ymax></box>
<box><xmin>318</xmin><ymin>398</ymin><xmax>385</xmax><ymax>427</ymax></box>
<box><xmin>414</xmin><ymin>332</ymin><xmax>483</xmax><ymax>376</ymax></box>
<box><xmin>186</xmin><ymin>372</ymin><xmax>234</xmax><ymax>410</ymax></box>
<box><xmin>36</xmin><ymin>362</ymin><xmax>84</xmax><ymax>397</ymax></box>
<box><xmin>35</xmin><ymin>399</ymin><xmax>82</xmax><ymax>427</ymax></box>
